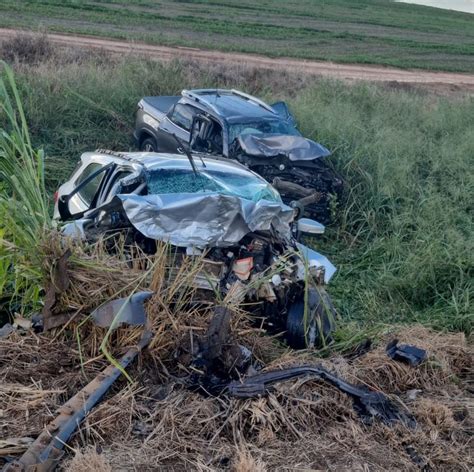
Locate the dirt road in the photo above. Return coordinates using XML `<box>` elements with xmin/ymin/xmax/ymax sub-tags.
<box><xmin>1</xmin><ymin>28</ymin><xmax>474</xmax><ymax>90</ymax></box>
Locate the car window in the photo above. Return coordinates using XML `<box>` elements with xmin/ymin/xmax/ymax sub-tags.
<box><xmin>107</xmin><ymin>170</ymin><xmax>133</xmax><ymax>197</ymax></box>
<box><xmin>169</xmin><ymin>104</ymin><xmax>198</xmax><ymax>131</ymax></box>
<box><xmin>228</xmin><ymin>119</ymin><xmax>300</xmax><ymax>144</ymax></box>
<box><xmin>146</xmin><ymin>168</ymin><xmax>281</xmax><ymax>203</ymax></box>
<box><xmin>76</xmin><ymin>163</ymin><xmax>105</xmax><ymax>205</ymax></box>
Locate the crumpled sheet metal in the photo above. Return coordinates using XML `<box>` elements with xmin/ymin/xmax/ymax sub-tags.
<box><xmin>297</xmin><ymin>243</ymin><xmax>337</xmax><ymax>283</ymax></box>
<box><xmin>238</xmin><ymin>134</ymin><xmax>331</xmax><ymax>161</ymax></box>
<box><xmin>113</xmin><ymin>193</ymin><xmax>294</xmax><ymax>248</ymax></box>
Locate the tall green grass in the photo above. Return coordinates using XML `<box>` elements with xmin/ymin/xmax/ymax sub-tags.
<box><xmin>0</xmin><ymin>61</ymin><xmax>52</xmax><ymax>314</ymax></box>
<box><xmin>2</xmin><ymin>53</ymin><xmax>472</xmax><ymax>333</ymax></box>
<box><xmin>292</xmin><ymin>82</ymin><xmax>473</xmax><ymax>333</ymax></box>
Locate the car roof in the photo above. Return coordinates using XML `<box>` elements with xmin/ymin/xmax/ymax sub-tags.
<box><xmin>82</xmin><ymin>150</ymin><xmax>267</xmax><ymax>179</ymax></box>
<box><xmin>182</xmin><ymin>89</ymin><xmax>279</xmax><ymax>123</ymax></box>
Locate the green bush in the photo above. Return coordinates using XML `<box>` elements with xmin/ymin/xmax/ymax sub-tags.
<box><xmin>0</xmin><ymin>61</ymin><xmax>52</xmax><ymax>314</ymax></box>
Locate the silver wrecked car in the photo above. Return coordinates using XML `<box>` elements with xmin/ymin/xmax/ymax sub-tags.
<box><xmin>54</xmin><ymin>150</ymin><xmax>337</xmax><ymax>348</ymax></box>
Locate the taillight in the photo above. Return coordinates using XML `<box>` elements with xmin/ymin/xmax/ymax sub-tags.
<box><xmin>53</xmin><ymin>191</ymin><xmax>59</xmax><ymax>203</ymax></box>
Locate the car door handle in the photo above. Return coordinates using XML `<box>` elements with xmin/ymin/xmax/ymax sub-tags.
<box><xmin>177</xmin><ymin>147</ymin><xmax>185</xmax><ymax>154</ymax></box>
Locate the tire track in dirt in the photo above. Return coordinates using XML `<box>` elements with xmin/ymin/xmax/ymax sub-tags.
<box><xmin>1</xmin><ymin>28</ymin><xmax>474</xmax><ymax>90</ymax></box>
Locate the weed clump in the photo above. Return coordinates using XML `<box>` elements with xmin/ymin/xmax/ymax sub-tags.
<box><xmin>1</xmin><ymin>33</ymin><xmax>53</xmax><ymax>65</ymax></box>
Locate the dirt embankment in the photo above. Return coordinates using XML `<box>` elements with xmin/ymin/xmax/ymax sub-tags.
<box><xmin>1</xmin><ymin>28</ymin><xmax>474</xmax><ymax>92</ymax></box>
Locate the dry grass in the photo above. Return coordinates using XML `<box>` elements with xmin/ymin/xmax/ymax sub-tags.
<box><xmin>64</xmin><ymin>447</ymin><xmax>112</xmax><ymax>472</ymax></box>
<box><xmin>1</xmin><ymin>323</ymin><xmax>471</xmax><ymax>471</ymax></box>
<box><xmin>233</xmin><ymin>446</ymin><xmax>267</xmax><ymax>472</ymax></box>
<box><xmin>1</xmin><ymin>234</ymin><xmax>472</xmax><ymax>470</ymax></box>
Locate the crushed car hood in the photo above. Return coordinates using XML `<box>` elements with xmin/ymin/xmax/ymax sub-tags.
<box><xmin>110</xmin><ymin>193</ymin><xmax>294</xmax><ymax>248</ymax></box>
<box><xmin>237</xmin><ymin>134</ymin><xmax>331</xmax><ymax>161</ymax></box>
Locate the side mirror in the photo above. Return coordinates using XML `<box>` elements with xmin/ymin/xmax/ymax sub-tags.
<box><xmin>270</xmin><ymin>101</ymin><xmax>297</xmax><ymax>128</ymax></box>
<box><xmin>297</xmin><ymin>218</ymin><xmax>325</xmax><ymax>235</ymax></box>
<box><xmin>57</xmin><ymin>193</ymin><xmax>80</xmax><ymax>221</ymax></box>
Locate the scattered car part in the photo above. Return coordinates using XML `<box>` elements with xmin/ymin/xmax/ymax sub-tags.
<box><xmin>2</xmin><ymin>331</ymin><xmax>152</xmax><ymax>472</ymax></box>
<box><xmin>296</xmin><ymin>217</ymin><xmax>325</xmax><ymax>236</ymax></box>
<box><xmin>2</xmin><ymin>293</ymin><xmax>153</xmax><ymax>472</ymax></box>
<box><xmin>91</xmin><ymin>291</ymin><xmax>153</xmax><ymax>328</ymax></box>
<box><xmin>196</xmin><ymin>305</ymin><xmax>251</xmax><ymax>376</ymax></box>
<box><xmin>386</xmin><ymin>339</ymin><xmax>427</xmax><ymax>366</ymax></box>
<box><xmin>0</xmin><ymin>323</ymin><xmax>14</xmax><ymax>338</ymax></box>
<box><xmin>133</xmin><ymin>89</ymin><xmax>343</xmax><ymax>222</ymax></box>
<box><xmin>290</xmin><ymin>192</ymin><xmax>322</xmax><ymax>218</ymax></box>
<box><xmin>225</xmin><ymin>365</ymin><xmax>417</xmax><ymax>427</ymax></box>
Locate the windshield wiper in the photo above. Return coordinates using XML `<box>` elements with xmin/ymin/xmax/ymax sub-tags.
<box><xmin>171</xmin><ymin>133</ymin><xmax>206</xmax><ymax>174</ymax></box>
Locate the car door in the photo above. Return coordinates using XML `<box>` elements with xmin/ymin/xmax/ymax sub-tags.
<box><xmin>92</xmin><ymin>166</ymin><xmax>137</xmax><ymax>228</ymax></box>
<box><xmin>57</xmin><ymin>162</ymin><xmax>116</xmax><ymax>221</ymax></box>
<box><xmin>155</xmin><ymin>103</ymin><xmax>199</xmax><ymax>153</ymax></box>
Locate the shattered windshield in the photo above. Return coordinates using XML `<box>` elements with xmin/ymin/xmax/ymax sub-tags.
<box><xmin>146</xmin><ymin>168</ymin><xmax>281</xmax><ymax>203</ymax></box>
<box><xmin>228</xmin><ymin>119</ymin><xmax>300</xmax><ymax>144</ymax></box>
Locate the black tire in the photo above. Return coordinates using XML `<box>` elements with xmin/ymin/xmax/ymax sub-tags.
<box><xmin>140</xmin><ymin>137</ymin><xmax>158</xmax><ymax>152</ymax></box>
<box><xmin>286</xmin><ymin>286</ymin><xmax>336</xmax><ymax>349</ymax></box>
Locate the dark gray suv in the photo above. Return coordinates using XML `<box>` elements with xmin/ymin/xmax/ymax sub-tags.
<box><xmin>134</xmin><ymin>89</ymin><xmax>343</xmax><ymax>222</ymax></box>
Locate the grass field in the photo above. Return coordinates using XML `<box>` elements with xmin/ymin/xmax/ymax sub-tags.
<box><xmin>1</xmin><ymin>40</ymin><xmax>471</xmax><ymax>336</ymax></box>
<box><xmin>1</xmin><ymin>0</ymin><xmax>474</xmax><ymax>72</ymax></box>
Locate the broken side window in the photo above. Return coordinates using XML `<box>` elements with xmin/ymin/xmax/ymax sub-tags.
<box><xmin>169</xmin><ymin>104</ymin><xmax>199</xmax><ymax>131</ymax></box>
<box><xmin>75</xmin><ymin>163</ymin><xmax>105</xmax><ymax>205</ymax></box>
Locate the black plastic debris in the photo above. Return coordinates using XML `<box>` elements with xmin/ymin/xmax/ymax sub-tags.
<box><xmin>386</xmin><ymin>339</ymin><xmax>427</xmax><ymax>367</ymax></box>
<box><xmin>224</xmin><ymin>365</ymin><xmax>416</xmax><ymax>428</ymax></box>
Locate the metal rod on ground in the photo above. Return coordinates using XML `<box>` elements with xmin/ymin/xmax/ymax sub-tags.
<box><xmin>3</xmin><ymin>331</ymin><xmax>152</xmax><ymax>472</ymax></box>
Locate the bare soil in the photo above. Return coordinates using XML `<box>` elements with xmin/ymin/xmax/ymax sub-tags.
<box><xmin>1</xmin><ymin>28</ymin><xmax>473</xmax><ymax>92</ymax></box>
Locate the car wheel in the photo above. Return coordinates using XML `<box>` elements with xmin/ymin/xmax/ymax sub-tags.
<box><xmin>140</xmin><ymin>137</ymin><xmax>157</xmax><ymax>152</ymax></box>
<box><xmin>286</xmin><ymin>286</ymin><xmax>336</xmax><ymax>349</ymax></box>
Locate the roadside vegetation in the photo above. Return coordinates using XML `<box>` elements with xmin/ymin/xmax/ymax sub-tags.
<box><xmin>1</xmin><ymin>0</ymin><xmax>474</xmax><ymax>72</ymax></box>
<box><xmin>0</xmin><ymin>61</ymin><xmax>52</xmax><ymax>316</ymax></box>
<box><xmin>1</xmin><ymin>37</ymin><xmax>471</xmax><ymax>336</ymax></box>
<box><xmin>0</xmin><ymin>35</ymin><xmax>472</xmax><ymax>472</ymax></box>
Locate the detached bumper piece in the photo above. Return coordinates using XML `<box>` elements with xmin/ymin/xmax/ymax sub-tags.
<box><xmin>226</xmin><ymin>365</ymin><xmax>416</xmax><ymax>428</ymax></box>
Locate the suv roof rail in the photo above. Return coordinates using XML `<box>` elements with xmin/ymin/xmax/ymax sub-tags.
<box><xmin>95</xmin><ymin>149</ymin><xmax>135</xmax><ymax>161</ymax></box>
<box><xmin>230</xmin><ymin>89</ymin><xmax>277</xmax><ymax>114</ymax></box>
<box><xmin>182</xmin><ymin>89</ymin><xmax>220</xmax><ymax>115</ymax></box>
<box><xmin>183</xmin><ymin>88</ymin><xmax>277</xmax><ymax>116</ymax></box>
